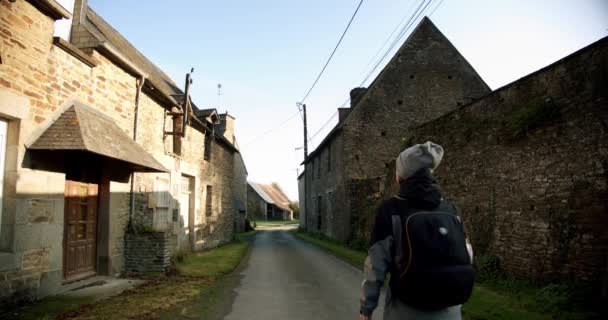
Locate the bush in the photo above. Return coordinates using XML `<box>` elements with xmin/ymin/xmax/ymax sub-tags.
<box><xmin>475</xmin><ymin>255</ymin><xmax>501</xmax><ymax>282</ymax></box>
<box><xmin>534</xmin><ymin>283</ymin><xmax>573</xmax><ymax>313</ymax></box>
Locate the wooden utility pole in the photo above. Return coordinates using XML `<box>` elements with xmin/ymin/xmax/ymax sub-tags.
<box><xmin>302</xmin><ymin>103</ymin><xmax>308</xmax><ymax>158</ymax></box>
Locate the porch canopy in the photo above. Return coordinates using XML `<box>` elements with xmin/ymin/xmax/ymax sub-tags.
<box><xmin>28</xmin><ymin>102</ymin><xmax>168</xmax><ymax>180</ymax></box>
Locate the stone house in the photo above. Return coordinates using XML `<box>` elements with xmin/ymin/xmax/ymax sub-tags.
<box><xmin>0</xmin><ymin>0</ymin><xmax>247</xmax><ymax>306</ymax></box>
<box><xmin>247</xmin><ymin>182</ymin><xmax>292</xmax><ymax>221</ymax></box>
<box><xmin>300</xmin><ymin>17</ymin><xmax>490</xmax><ymax>241</ymax></box>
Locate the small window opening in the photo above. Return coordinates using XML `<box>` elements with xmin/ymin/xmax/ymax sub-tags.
<box><xmin>204</xmin><ymin>133</ymin><xmax>212</xmax><ymax>161</ymax></box>
<box><xmin>397</xmin><ymin>100</ymin><xmax>404</xmax><ymax>105</ymax></box>
<box><xmin>409</xmin><ymin>75</ymin><xmax>415</xmax><ymax>79</ymax></box>
<box><xmin>381</xmin><ymin>131</ymin><xmax>386</xmax><ymax>137</ymax></box>
<box><xmin>448</xmin><ymin>75</ymin><xmax>453</xmax><ymax>79</ymax></box>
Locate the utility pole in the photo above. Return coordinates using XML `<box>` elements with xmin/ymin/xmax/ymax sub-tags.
<box><xmin>303</xmin><ymin>104</ymin><xmax>308</xmax><ymax>158</ymax></box>
<box><xmin>296</xmin><ymin>102</ymin><xmax>309</xmax><ymax>230</ymax></box>
<box><xmin>297</xmin><ymin>102</ymin><xmax>308</xmax><ymax>158</ymax></box>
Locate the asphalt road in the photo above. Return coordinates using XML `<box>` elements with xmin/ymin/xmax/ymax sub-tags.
<box><xmin>222</xmin><ymin>226</ymin><xmax>385</xmax><ymax>320</ymax></box>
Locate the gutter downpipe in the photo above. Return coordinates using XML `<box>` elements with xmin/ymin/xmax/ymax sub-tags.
<box><xmin>128</xmin><ymin>76</ymin><xmax>146</xmax><ymax>232</ymax></box>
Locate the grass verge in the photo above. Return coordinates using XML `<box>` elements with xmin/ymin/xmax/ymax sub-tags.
<box><xmin>293</xmin><ymin>229</ymin><xmax>596</xmax><ymax>320</ymax></box>
<box><xmin>254</xmin><ymin>219</ymin><xmax>299</xmax><ymax>227</ymax></box>
<box><xmin>14</xmin><ymin>232</ymin><xmax>253</xmax><ymax>320</ymax></box>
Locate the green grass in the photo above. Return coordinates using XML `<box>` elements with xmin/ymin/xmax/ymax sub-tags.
<box><xmin>254</xmin><ymin>219</ymin><xmax>299</xmax><ymax>227</ymax></box>
<box><xmin>15</xmin><ymin>234</ymin><xmax>252</xmax><ymax>320</ymax></box>
<box><xmin>293</xmin><ymin>229</ymin><xmax>596</xmax><ymax>320</ymax></box>
<box><xmin>293</xmin><ymin>230</ymin><xmax>366</xmax><ymax>268</ymax></box>
<box><xmin>177</xmin><ymin>241</ymin><xmax>249</xmax><ymax>277</ymax></box>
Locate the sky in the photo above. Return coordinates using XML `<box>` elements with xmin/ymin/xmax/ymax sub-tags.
<box><xmin>86</xmin><ymin>0</ymin><xmax>608</xmax><ymax>200</ymax></box>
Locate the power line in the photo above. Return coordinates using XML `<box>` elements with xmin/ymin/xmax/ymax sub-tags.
<box><xmin>299</xmin><ymin>0</ymin><xmax>365</xmax><ymax>104</ymax></box>
<box><xmin>308</xmin><ymin>110</ymin><xmax>339</xmax><ymax>143</ymax></box>
<box><xmin>299</xmin><ymin>0</ymin><xmax>437</xmax><ymax>153</ymax></box>
<box><xmin>429</xmin><ymin>0</ymin><xmax>445</xmax><ymax>16</ymax></box>
<box><xmin>358</xmin><ymin>0</ymin><xmax>432</xmax><ymax>87</ymax></box>
<box><xmin>354</xmin><ymin>0</ymin><xmax>419</xmax><ymax>85</ymax></box>
<box><xmin>243</xmin><ymin>110</ymin><xmax>301</xmax><ymax>146</ymax></box>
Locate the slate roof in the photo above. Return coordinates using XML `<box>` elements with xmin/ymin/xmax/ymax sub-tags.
<box><xmin>29</xmin><ymin>103</ymin><xmax>169</xmax><ymax>173</ymax></box>
<box><xmin>86</xmin><ymin>8</ymin><xmax>182</xmax><ymax>104</ymax></box>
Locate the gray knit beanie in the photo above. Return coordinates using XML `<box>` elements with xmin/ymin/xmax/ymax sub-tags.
<box><xmin>395</xmin><ymin>141</ymin><xmax>444</xmax><ymax>180</ymax></box>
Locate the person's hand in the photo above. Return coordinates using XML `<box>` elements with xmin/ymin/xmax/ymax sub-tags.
<box><xmin>359</xmin><ymin>314</ymin><xmax>371</xmax><ymax>320</ymax></box>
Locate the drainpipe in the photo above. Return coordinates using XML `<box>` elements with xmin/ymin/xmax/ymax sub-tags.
<box><xmin>128</xmin><ymin>76</ymin><xmax>146</xmax><ymax>232</ymax></box>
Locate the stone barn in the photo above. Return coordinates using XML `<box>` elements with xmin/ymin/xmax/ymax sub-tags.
<box><xmin>247</xmin><ymin>182</ymin><xmax>292</xmax><ymax>221</ymax></box>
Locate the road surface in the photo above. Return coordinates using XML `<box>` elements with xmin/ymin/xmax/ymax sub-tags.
<box><xmin>221</xmin><ymin>226</ymin><xmax>385</xmax><ymax>320</ymax></box>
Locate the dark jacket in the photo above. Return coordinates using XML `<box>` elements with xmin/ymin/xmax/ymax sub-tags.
<box><xmin>360</xmin><ymin>169</ymin><xmax>463</xmax><ymax>319</ymax></box>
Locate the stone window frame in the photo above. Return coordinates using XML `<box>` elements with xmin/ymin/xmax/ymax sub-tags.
<box><xmin>0</xmin><ymin>118</ymin><xmax>7</xmax><ymax>236</ymax></box>
<box><xmin>0</xmin><ymin>90</ymin><xmax>28</xmax><ymax>255</ymax></box>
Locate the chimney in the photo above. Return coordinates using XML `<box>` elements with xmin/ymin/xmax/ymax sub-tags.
<box><xmin>349</xmin><ymin>87</ymin><xmax>367</xmax><ymax>108</ymax></box>
<box><xmin>338</xmin><ymin>108</ymin><xmax>351</xmax><ymax>122</ymax></box>
<box><xmin>218</xmin><ymin>113</ymin><xmax>236</xmax><ymax>145</ymax></box>
<box><xmin>72</xmin><ymin>0</ymin><xmax>87</xmax><ymax>25</ymax></box>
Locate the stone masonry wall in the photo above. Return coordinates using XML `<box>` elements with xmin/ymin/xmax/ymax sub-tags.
<box><xmin>233</xmin><ymin>153</ymin><xmax>247</xmax><ymax>232</ymax></box>
<box><xmin>364</xmin><ymin>37</ymin><xmax>608</xmax><ymax>285</ymax></box>
<box><xmin>124</xmin><ymin>232</ymin><xmax>171</xmax><ymax>274</ymax></box>
<box><xmin>304</xmin><ymin>133</ymin><xmax>347</xmax><ymax>240</ymax></box>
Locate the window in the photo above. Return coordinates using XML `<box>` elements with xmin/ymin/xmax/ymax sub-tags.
<box><xmin>204</xmin><ymin>133</ymin><xmax>212</xmax><ymax>161</ymax></box>
<box><xmin>205</xmin><ymin>185</ymin><xmax>213</xmax><ymax>216</ymax></box>
<box><xmin>152</xmin><ymin>177</ymin><xmax>171</xmax><ymax>230</ymax></box>
<box><xmin>0</xmin><ymin>120</ymin><xmax>6</xmax><ymax>231</ymax></box>
<box><xmin>327</xmin><ymin>143</ymin><xmax>332</xmax><ymax>172</ymax></box>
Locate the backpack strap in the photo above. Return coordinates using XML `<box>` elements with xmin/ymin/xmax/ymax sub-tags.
<box><xmin>391</xmin><ymin>196</ymin><xmax>405</xmax><ymax>268</ymax></box>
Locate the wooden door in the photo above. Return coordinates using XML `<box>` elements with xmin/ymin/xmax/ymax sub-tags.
<box><xmin>64</xmin><ymin>180</ymin><xmax>98</xmax><ymax>281</ymax></box>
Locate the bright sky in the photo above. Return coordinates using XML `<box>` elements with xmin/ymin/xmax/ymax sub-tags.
<box><xmin>88</xmin><ymin>0</ymin><xmax>607</xmax><ymax>200</ymax></box>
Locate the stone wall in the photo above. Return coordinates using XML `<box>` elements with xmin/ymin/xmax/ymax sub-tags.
<box><xmin>233</xmin><ymin>152</ymin><xmax>247</xmax><ymax>233</ymax></box>
<box><xmin>353</xmin><ymin>37</ymin><xmax>608</xmax><ymax>285</ymax></box>
<box><xmin>304</xmin><ymin>132</ymin><xmax>347</xmax><ymax>240</ymax></box>
<box><xmin>124</xmin><ymin>232</ymin><xmax>171</xmax><ymax>274</ymax></box>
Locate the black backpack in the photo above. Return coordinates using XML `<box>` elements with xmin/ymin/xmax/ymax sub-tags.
<box><xmin>390</xmin><ymin>196</ymin><xmax>475</xmax><ymax>310</ymax></box>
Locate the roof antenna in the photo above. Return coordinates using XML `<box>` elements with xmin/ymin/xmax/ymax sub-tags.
<box><xmin>217</xmin><ymin>83</ymin><xmax>222</xmax><ymax>109</ymax></box>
